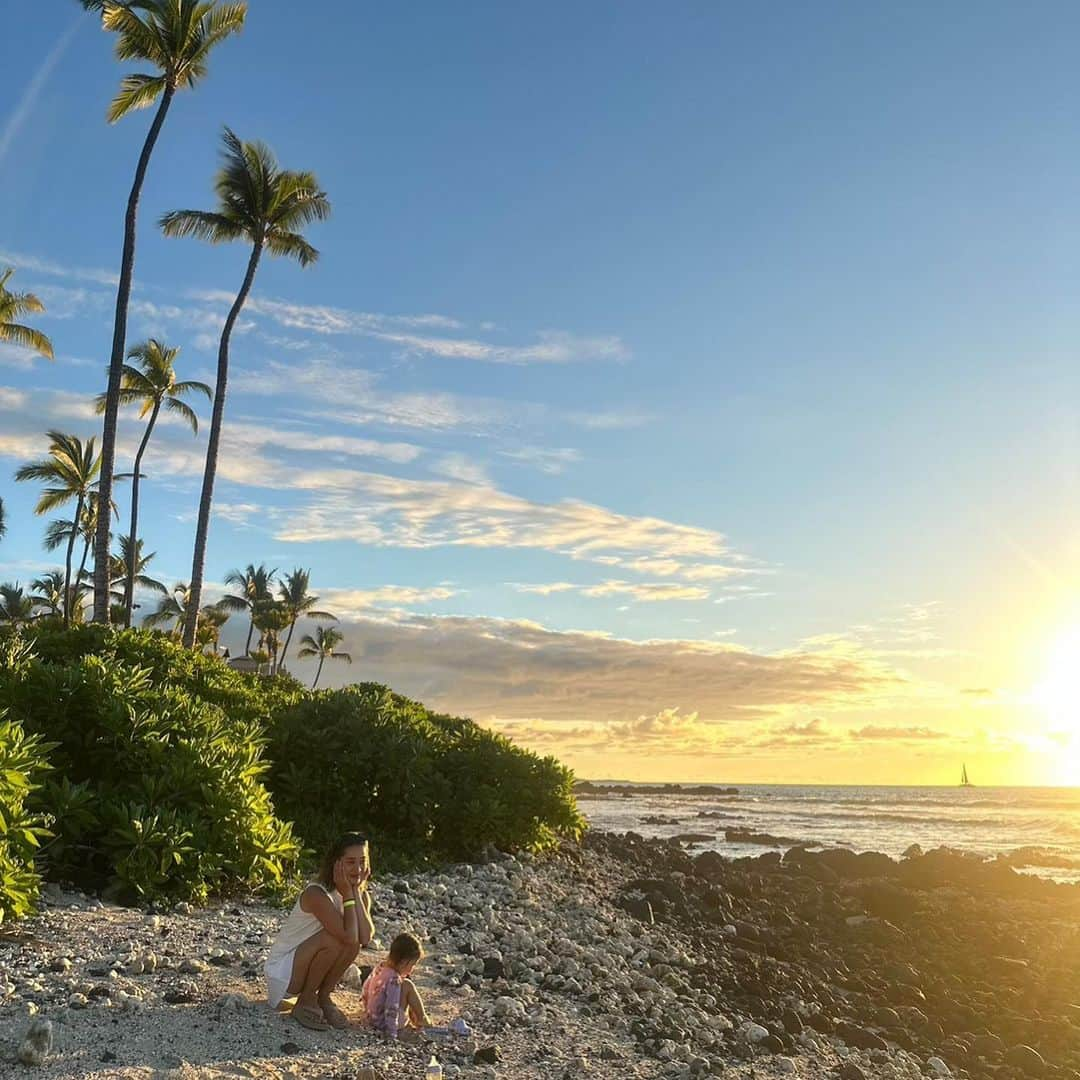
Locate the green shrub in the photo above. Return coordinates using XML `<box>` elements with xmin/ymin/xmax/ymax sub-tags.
<box><xmin>267</xmin><ymin>683</ymin><xmax>584</xmax><ymax>867</ymax></box>
<box><xmin>0</xmin><ymin>647</ymin><xmax>54</xmax><ymax>921</ymax></box>
<box><xmin>0</xmin><ymin>627</ymin><xmax>301</xmax><ymax>905</ymax></box>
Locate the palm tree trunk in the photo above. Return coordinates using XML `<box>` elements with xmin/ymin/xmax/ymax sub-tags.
<box><xmin>75</xmin><ymin>526</ymin><xmax>94</xmax><ymax>620</ymax></box>
<box><xmin>312</xmin><ymin>653</ymin><xmax>325</xmax><ymax>690</ymax></box>
<box><xmin>124</xmin><ymin>402</ymin><xmax>161</xmax><ymax>627</ymax></box>
<box><xmin>244</xmin><ymin>616</ymin><xmax>255</xmax><ymax>656</ymax></box>
<box><xmin>182</xmin><ymin>242</ymin><xmax>263</xmax><ymax>648</ymax></box>
<box><xmin>281</xmin><ymin>618</ymin><xmax>298</xmax><ymax>669</ymax></box>
<box><xmin>93</xmin><ymin>85</ymin><xmax>176</xmax><ymax>625</ymax></box>
<box><xmin>63</xmin><ymin>493</ymin><xmax>85</xmax><ymax>628</ymax></box>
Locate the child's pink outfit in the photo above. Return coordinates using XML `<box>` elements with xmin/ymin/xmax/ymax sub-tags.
<box><xmin>362</xmin><ymin>961</ymin><xmax>406</xmax><ymax>1038</ymax></box>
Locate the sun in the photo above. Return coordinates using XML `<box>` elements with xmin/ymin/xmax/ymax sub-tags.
<box><xmin>1033</xmin><ymin>625</ymin><xmax>1080</xmax><ymax>727</ymax></box>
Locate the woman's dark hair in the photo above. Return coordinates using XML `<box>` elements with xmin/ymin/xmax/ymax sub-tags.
<box><xmin>317</xmin><ymin>831</ymin><xmax>369</xmax><ymax>890</ymax></box>
<box><xmin>388</xmin><ymin>932</ymin><xmax>423</xmax><ymax>966</ymax></box>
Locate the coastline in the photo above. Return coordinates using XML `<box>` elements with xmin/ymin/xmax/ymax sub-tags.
<box><xmin>1</xmin><ymin>832</ymin><xmax>1076</xmax><ymax>1078</ymax></box>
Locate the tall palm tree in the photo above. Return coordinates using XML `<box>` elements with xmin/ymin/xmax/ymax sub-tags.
<box><xmin>79</xmin><ymin>0</ymin><xmax>247</xmax><ymax>625</ymax></box>
<box><xmin>160</xmin><ymin>128</ymin><xmax>329</xmax><ymax>647</ymax></box>
<box><xmin>0</xmin><ymin>268</ymin><xmax>54</xmax><ymax>360</ymax></box>
<box><xmin>276</xmin><ymin>568</ymin><xmax>335</xmax><ymax>670</ymax></box>
<box><xmin>0</xmin><ymin>496</ymin><xmax>6</xmax><ymax>541</ymax></box>
<box><xmin>0</xmin><ymin>584</ymin><xmax>36</xmax><ymax>628</ymax></box>
<box><xmin>15</xmin><ymin>432</ymin><xmax>101</xmax><ymax>626</ymax></box>
<box><xmin>96</xmin><ymin>338</ymin><xmax>210</xmax><ymax>625</ymax></box>
<box><xmin>221</xmin><ymin>563</ymin><xmax>276</xmax><ymax>655</ymax></box>
<box><xmin>297</xmin><ymin>626</ymin><xmax>351</xmax><ymax>690</ymax></box>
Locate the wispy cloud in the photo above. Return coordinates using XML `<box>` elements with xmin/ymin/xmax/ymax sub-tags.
<box><xmin>0</xmin><ymin>249</ymin><xmax>116</xmax><ymax>289</ymax></box>
<box><xmin>499</xmin><ymin>446</ymin><xmax>581</xmax><ymax>475</ymax></box>
<box><xmin>0</xmin><ymin>17</ymin><xmax>82</xmax><ymax>171</ymax></box>
<box><xmin>191</xmin><ymin>292</ymin><xmax>626</xmax><ymax>366</ymax></box>
<box><xmin>581</xmin><ymin>580</ymin><xmax>712</xmax><ymax>602</ymax></box>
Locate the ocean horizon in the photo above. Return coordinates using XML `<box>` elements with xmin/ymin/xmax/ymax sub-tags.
<box><xmin>577</xmin><ymin>781</ymin><xmax>1080</xmax><ymax>883</ymax></box>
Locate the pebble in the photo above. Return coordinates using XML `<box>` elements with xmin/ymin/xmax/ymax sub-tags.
<box><xmin>1004</xmin><ymin>1045</ymin><xmax>1046</xmax><ymax>1076</ymax></box>
<box><xmin>17</xmin><ymin>1017</ymin><xmax>53</xmax><ymax>1066</ymax></box>
<box><xmin>926</xmin><ymin>1056</ymin><xmax>951</xmax><ymax>1077</ymax></box>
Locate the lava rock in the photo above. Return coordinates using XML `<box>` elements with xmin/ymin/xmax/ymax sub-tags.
<box><xmin>17</xmin><ymin>1018</ymin><xmax>53</xmax><ymax>1066</ymax></box>
<box><xmin>474</xmin><ymin>1045</ymin><xmax>502</xmax><ymax>1065</ymax></box>
<box><xmin>1004</xmin><ymin>1045</ymin><xmax>1046</xmax><ymax>1076</ymax></box>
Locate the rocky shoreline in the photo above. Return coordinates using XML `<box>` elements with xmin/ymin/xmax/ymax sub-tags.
<box><xmin>1</xmin><ymin>833</ymin><xmax>1077</xmax><ymax>1078</ymax></box>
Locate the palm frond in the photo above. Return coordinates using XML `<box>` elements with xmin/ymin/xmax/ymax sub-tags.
<box><xmin>107</xmin><ymin>71</ymin><xmax>168</xmax><ymax>123</ymax></box>
<box><xmin>164</xmin><ymin>396</ymin><xmax>200</xmax><ymax>433</ymax></box>
<box><xmin>159</xmin><ymin>209</ymin><xmax>245</xmax><ymax>243</ymax></box>
<box><xmin>264</xmin><ymin>231</ymin><xmax>319</xmax><ymax>266</ymax></box>
<box><xmin>0</xmin><ymin>323</ymin><xmax>54</xmax><ymax>359</ymax></box>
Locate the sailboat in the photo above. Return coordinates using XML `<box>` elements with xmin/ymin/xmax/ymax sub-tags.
<box><xmin>960</xmin><ymin>763</ymin><xmax>974</xmax><ymax>788</ymax></box>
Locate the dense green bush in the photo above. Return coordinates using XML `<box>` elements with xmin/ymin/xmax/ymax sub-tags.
<box><xmin>267</xmin><ymin>683</ymin><xmax>584</xmax><ymax>867</ymax></box>
<box><xmin>0</xmin><ymin>627</ymin><xmax>301</xmax><ymax>905</ymax></box>
<box><xmin>0</xmin><ymin>694</ymin><xmax>53</xmax><ymax>923</ymax></box>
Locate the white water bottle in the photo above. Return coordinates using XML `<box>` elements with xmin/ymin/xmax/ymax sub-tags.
<box><xmin>426</xmin><ymin>1056</ymin><xmax>443</xmax><ymax>1080</ymax></box>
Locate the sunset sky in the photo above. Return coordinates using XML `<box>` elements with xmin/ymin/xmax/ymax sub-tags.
<box><xmin>3</xmin><ymin>3</ymin><xmax>1080</xmax><ymax>785</ymax></box>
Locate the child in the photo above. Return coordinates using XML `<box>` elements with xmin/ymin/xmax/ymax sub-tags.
<box><xmin>265</xmin><ymin>832</ymin><xmax>375</xmax><ymax>1031</ymax></box>
<box><xmin>362</xmin><ymin>932</ymin><xmax>432</xmax><ymax>1038</ymax></box>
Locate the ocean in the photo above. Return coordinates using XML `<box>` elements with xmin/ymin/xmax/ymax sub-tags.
<box><xmin>578</xmin><ymin>783</ymin><xmax>1080</xmax><ymax>883</ymax></box>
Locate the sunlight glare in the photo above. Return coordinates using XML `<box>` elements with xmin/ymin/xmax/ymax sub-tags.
<box><xmin>1034</xmin><ymin>625</ymin><xmax>1080</xmax><ymax>728</ymax></box>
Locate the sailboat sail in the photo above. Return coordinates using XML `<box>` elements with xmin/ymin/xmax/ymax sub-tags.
<box><xmin>961</xmin><ymin>764</ymin><xmax>971</xmax><ymax>786</ymax></box>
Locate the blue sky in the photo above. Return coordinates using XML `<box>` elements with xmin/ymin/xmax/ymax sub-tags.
<box><xmin>3</xmin><ymin>2</ymin><xmax>1080</xmax><ymax>783</ymax></box>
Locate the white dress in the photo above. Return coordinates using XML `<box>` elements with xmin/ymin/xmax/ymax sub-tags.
<box><xmin>264</xmin><ymin>883</ymin><xmax>343</xmax><ymax>1007</ymax></box>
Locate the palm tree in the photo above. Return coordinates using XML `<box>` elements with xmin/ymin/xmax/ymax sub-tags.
<box><xmin>250</xmin><ymin>598</ymin><xmax>291</xmax><ymax>674</ymax></box>
<box><xmin>195</xmin><ymin>603</ymin><xmax>229</xmax><ymax>652</ymax></box>
<box><xmin>79</xmin><ymin>0</ymin><xmax>247</xmax><ymax>625</ymax></box>
<box><xmin>15</xmin><ymin>432</ymin><xmax>101</xmax><ymax>626</ymax></box>
<box><xmin>96</xmin><ymin>338</ymin><xmax>209</xmax><ymax>625</ymax></box>
<box><xmin>109</xmin><ymin>535</ymin><xmax>168</xmax><ymax>611</ymax></box>
<box><xmin>0</xmin><ymin>584</ymin><xmax>36</xmax><ymax>628</ymax></box>
<box><xmin>276</xmin><ymin>568</ymin><xmax>335</xmax><ymax>671</ymax></box>
<box><xmin>0</xmin><ymin>496</ymin><xmax>6</xmax><ymax>541</ymax></box>
<box><xmin>30</xmin><ymin>572</ymin><xmax>66</xmax><ymax>620</ymax></box>
<box><xmin>0</xmin><ymin>268</ymin><xmax>54</xmax><ymax>360</ymax></box>
<box><xmin>160</xmin><ymin>128</ymin><xmax>329</xmax><ymax>647</ymax></box>
<box><xmin>297</xmin><ymin>626</ymin><xmax>351</xmax><ymax>690</ymax></box>
<box><xmin>143</xmin><ymin>581</ymin><xmax>192</xmax><ymax>635</ymax></box>
<box><xmin>221</xmin><ymin>563</ymin><xmax>276</xmax><ymax>655</ymax></box>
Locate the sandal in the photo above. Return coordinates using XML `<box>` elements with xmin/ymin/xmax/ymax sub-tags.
<box><xmin>292</xmin><ymin>1003</ymin><xmax>330</xmax><ymax>1031</ymax></box>
<box><xmin>321</xmin><ymin>1002</ymin><xmax>350</xmax><ymax>1030</ymax></box>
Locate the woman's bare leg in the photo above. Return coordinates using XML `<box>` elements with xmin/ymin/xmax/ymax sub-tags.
<box><xmin>286</xmin><ymin>930</ymin><xmax>345</xmax><ymax>1014</ymax></box>
<box><xmin>319</xmin><ymin>941</ymin><xmax>360</xmax><ymax>1012</ymax></box>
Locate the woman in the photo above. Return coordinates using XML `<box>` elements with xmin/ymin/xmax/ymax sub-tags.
<box><xmin>264</xmin><ymin>832</ymin><xmax>375</xmax><ymax>1030</ymax></box>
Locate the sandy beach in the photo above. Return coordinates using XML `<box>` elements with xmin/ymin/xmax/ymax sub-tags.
<box><xmin>2</xmin><ymin>833</ymin><xmax>1077</xmax><ymax>1079</ymax></box>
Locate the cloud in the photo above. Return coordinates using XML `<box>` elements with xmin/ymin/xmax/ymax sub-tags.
<box><xmin>0</xmin><ymin>388</ymin><xmax>27</xmax><ymax>410</ymax></box>
<box><xmin>188</xmin><ymin>292</ymin><xmax>626</xmax><ymax>365</ymax></box>
<box><xmin>567</xmin><ymin>409</ymin><xmax>651</xmax><ymax>430</ymax></box>
<box><xmin>431</xmin><ymin>453</ymin><xmax>492</xmax><ymax>486</ymax></box>
<box><xmin>286</xmin><ymin>612</ymin><xmax>907</xmax><ymax>738</ymax></box>
<box><xmin>0</xmin><ymin>17</ymin><xmax>82</xmax><ymax>170</ymax></box>
<box><xmin>850</xmin><ymin>724</ymin><xmax>949</xmax><ymax>741</ymax></box>
<box><xmin>511</xmin><ymin>582</ymin><xmax>579</xmax><ymax>595</ymax></box>
<box><xmin>580</xmin><ymin>580</ymin><xmax>711</xmax><ymax>603</ymax></box>
<box><xmin>0</xmin><ymin>249</ymin><xmax>116</xmax><ymax>289</ymax></box>
<box><xmin>498</xmin><ymin>446</ymin><xmax>581</xmax><ymax>475</ymax></box>
<box><xmin>319</xmin><ymin>585</ymin><xmax>460</xmax><ymax>619</ymax></box>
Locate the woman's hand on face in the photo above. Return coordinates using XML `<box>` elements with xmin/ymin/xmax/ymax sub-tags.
<box><xmin>332</xmin><ymin>858</ymin><xmax>351</xmax><ymax>897</ymax></box>
<box><xmin>357</xmin><ymin>864</ymin><xmax>371</xmax><ymax>890</ymax></box>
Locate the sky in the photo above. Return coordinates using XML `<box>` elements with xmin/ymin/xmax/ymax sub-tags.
<box><xmin>2</xmin><ymin>2</ymin><xmax>1080</xmax><ymax>785</ymax></box>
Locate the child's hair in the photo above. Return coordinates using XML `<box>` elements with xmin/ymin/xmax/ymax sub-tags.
<box><xmin>388</xmin><ymin>932</ymin><xmax>423</xmax><ymax>967</ymax></box>
<box><xmin>317</xmin><ymin>831</ymin><xmax>369</xmax><ymax>891</ymax></box>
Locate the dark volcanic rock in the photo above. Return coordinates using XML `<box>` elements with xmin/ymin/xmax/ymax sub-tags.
<box><xmin>1004</xmin><ymin>1045</ymin><xmax>1046</xmax><ymax>1075</ymax></box>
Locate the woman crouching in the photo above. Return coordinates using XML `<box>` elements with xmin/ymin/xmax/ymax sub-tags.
<box><xmin>264</xmin><ymin>832</ymin><xmax>374</xmax><ymax>1030</ymax></box>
